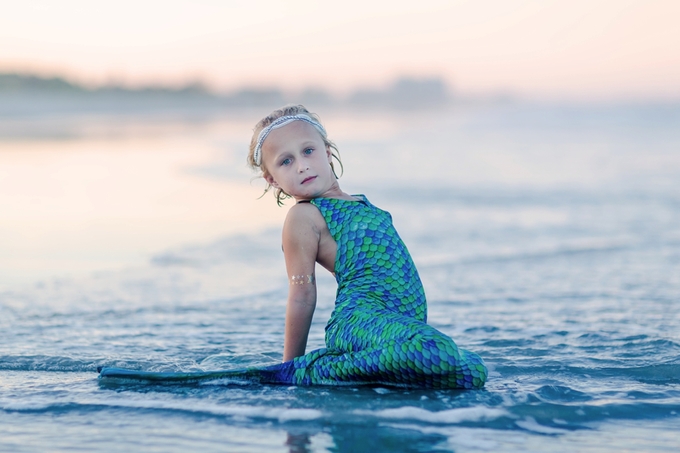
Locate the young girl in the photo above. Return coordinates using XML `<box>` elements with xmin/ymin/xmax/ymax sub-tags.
<box><xmin>246</xmin><ymin>105</ymin><xmax>487</xmax><ymax>389</ymax></box>
<box><xmin>98</xmin><ymin>105</ymin><xmax>487</xmax><ymax>389</ymax></box>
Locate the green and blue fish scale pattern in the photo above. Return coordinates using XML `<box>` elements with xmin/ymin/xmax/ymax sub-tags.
<box><xmin>259</xmin><ymin>196</ymin><xmax>487</xmax><ymax>389</ymax></box>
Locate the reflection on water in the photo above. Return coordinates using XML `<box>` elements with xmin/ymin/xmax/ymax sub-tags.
<box><xmin>2</xmin><ymin>103</ymin><xmax>679</xmax><ymax>288</ymax></box>
<box><xmin>0</xmin><ymin>121</ymin><xmax>286</xmax><ymax>288</ymax></box>
<box><xmin>2</xmin><ymin>103</ymin><xmax>679</xmax><ymax>289</ymax></box>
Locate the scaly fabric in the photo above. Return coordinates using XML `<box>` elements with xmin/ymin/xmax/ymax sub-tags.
<box><xmin>256</xmin><ymin>195</ymin><xmax>487</xmax><ymax>389</ymax></box>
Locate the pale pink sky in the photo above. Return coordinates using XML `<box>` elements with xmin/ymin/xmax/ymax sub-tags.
<box><xmin>1</xmin><ymin>0</ymin><xmax>679</xmax><ymax>100</ymax></box>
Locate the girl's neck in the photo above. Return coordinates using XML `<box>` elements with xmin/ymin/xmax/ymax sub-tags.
<box><xmin>294</xmin><ymin>185</ymin><xmax>358</xmax><ymax>203</ymax></box>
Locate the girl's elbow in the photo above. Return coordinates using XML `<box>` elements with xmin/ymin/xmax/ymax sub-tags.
<box><xmin>289</xmin><ymin>288</ymin><xmax>317</xmax><ymax>308</ymax></box>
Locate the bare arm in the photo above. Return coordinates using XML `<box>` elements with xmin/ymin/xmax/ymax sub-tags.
<box><xmin>281</xmin><ymin>204</ymin><xmax>320</xmax><ymax>362</ymax></box>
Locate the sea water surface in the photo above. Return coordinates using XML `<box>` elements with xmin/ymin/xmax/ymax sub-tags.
<box><xmin>1</xmin><ymin>103</ymin><xmax>679</xmax><ymax>452</ymax></box>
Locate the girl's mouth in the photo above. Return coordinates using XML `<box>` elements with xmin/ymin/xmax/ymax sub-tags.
<box><xmin>301</xmin><ymin>176</ymin><xmax>317</xmax><ymax>184</ymax></box>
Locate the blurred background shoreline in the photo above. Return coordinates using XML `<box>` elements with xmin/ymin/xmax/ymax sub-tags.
<box><xmin>3</xmin><ymin>70</ymin><xmax>675</xmax><ymax>121</ymax></box>
<box><xmin>0</xmin><ymin>72</ymin><xmax>503</xmax><ymax>125</ymax></box>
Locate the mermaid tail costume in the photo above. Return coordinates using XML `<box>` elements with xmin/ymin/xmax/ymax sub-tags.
<box><xmin>255</xmin><ymin>196</ymin><xmax>487</xmax><ymax>389</ymax></box>
<box><xmin>99</xmin><ymin>196</ymin><xmax>487</xmax><ymax>389</ymax></box>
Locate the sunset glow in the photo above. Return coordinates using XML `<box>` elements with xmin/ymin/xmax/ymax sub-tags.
<box><xmin>1</xmin><ymin>0</ymin><xmax>679</xmax><ymax>100</ymax></box>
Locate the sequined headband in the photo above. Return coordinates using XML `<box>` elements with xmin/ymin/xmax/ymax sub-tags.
<box><xmin>253</xmin><ymin>114</ymin><xmax>326</xmax><ymax>166</ymax></box>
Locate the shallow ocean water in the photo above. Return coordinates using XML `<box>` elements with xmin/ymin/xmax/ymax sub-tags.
<box><xmin>1</xmin><ymin>102</ymin><xmax>679</xmax><ymax>452</ymax></box>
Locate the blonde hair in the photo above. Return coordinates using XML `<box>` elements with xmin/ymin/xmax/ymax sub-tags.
<box><xmin>248</xmin><ymin>105</ymin><xmax>343</xmax><ymax>206</ymax></box>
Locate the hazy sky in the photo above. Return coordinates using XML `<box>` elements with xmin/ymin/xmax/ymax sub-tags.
<box><xmin>1</xmin><ymin>0</ymin><xmax>679</xmax><ymax>100</ymax></box>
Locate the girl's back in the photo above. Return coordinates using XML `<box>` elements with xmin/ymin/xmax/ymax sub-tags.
<box><xmin>310</xmin><ymin>196</ymin><xmax>427</xmax><ymax>322</ymax></box>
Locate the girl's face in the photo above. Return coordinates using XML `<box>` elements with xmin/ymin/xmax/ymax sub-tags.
<box><xmin>261</xmin><ymin>121</ymin><xmax>337</xmax><ymax>201</ymax></box>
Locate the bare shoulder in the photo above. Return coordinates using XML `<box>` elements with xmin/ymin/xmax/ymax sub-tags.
<box><xmin>284</xmin><ymin>202</ymin><xmax>336</xmax><ymax>272</ymax></box>
<box><xmin>284</xmin><ymin>202</ymin><xmax>326</xmax><ymax>233</ymax></box>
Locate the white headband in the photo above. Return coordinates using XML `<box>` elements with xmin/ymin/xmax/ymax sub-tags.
<box><xmin>253</xmin><ymin>114</ymin><xmax>327</xmax><ymax>166</ymax></box>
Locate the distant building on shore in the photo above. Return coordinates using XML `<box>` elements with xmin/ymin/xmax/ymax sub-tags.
<box><xmin>348</xmin><ymin>77</ymin><xmax>451</xmax><ymax>109</ymax></box>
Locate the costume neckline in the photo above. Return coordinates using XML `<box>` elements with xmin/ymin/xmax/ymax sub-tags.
<box><xmin>298</xmin><ymin>194</ymin><xmax>367</xmax><ymax>205</ymax></box>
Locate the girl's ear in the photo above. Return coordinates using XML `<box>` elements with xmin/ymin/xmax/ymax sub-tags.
<box><xmin>326</xmin><ymin>145</ymin><xmax>332</xmax><ymax>163</ymax></box>
<box><xmin>264</xmin><ymin>172</ymin><xmax>280</xmax><ymax>189</ymax></box>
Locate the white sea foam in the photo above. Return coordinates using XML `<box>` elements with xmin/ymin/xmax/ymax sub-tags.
<box><xmin>1</xmin><ymin>396</ymin><xmax>323</xmax><ymax>423</ymax></box>
<box><xmin>515</xmin><ymin>417</ymin><xmax>567</xmax><ymax>434</ymax></box>
<box><xmin>382</xmin><ymin>423</ymin><xmax>527</xmax><ymax>451</ymax></box>
<box><xmin>355</xmin><ymin>406</ymin><xmax>509</xmax><ymax>424</ymax></box>
<box><xmin>116</xmin><ymin>400</ymin><xmax>325</xmax><ymax>422</ymax></box>
<box><xmin>0</xmin><ymin>399</ymin><xmax>52</xmax><ymax>411</ymax></box>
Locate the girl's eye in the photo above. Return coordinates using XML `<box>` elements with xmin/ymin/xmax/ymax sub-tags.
<box><xmin>303</xmin><ymin>148</ymin><xmax>313</xmax><ymax>155</ymax></box>
<box><xmin>281</xmin><ymin>158</ymin><xmax>292</xmax><ymax>166</ymax></box>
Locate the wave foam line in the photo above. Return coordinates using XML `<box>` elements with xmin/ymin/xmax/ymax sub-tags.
<box><xmin>355</xmin><ymin>406</ymin><xmax>509</xmax><ymax>424</ymax></box>
<box><xmin>0</xmin><ymin>355</ymin><xmax>97</xmax><ymax>372</ymax></box>
<box><xmin>1</xmin><ymin>399</ymin><xmax>324</xmax><ymax>423</ymax></box>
